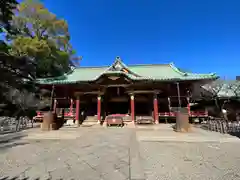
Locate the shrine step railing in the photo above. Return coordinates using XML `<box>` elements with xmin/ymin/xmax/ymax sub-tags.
<box><xmin>34</xmin><ymin>109</ymin><xmax>76</xmax><ymax>122</ymax></box>
<box><xmin>159</xmin><ymin>111</ymin><xmax>208</xmax><ymax>118</ymax></box>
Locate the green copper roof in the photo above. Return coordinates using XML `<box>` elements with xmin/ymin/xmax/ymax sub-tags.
<box><xmin>37</xmin><ymin>57</ymin><xmax>218</xmax><ymax>85</ymax></box>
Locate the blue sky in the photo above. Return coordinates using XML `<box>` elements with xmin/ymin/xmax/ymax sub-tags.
<box><xmin>29</xmin><ymin>1</ymin><xmax>240</xmax><ymax>78</ymax></box>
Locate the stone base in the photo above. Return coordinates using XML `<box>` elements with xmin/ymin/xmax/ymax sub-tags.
<box><xmin>174</xmin><ymin>125</ymin><xmax>192</xmax><ymax>133</ymax></box>
<box><xmin>102</xmin><ymin>121</ymin><xmax>107</xmax><ymax>127</ymax></box>
<box><xmin>41</xmin><ymin>123</ymin><xmax>57</xmax><ymax>131</ymax></box>
<box><xmin>65</xmin><ymin>120</ymin><xmax>75</xmax><ymax>126</ymax></box>
<box><xmin>75</xmin><ymin>122</ymin><xmax>80</xmax><ymax>127</ymax></box>
<box><xmin>41</xmin><ymin>123</ymin><xmax>51</xmax><ymax>131</ymax></box>
<box><xmin>41</xmin><ymin>112</ymin><xmax>55</xmax><ymax>131</ymax></box>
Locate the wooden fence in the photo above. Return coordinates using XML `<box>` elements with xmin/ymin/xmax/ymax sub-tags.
<box><xmin>203</xmin><ymin>119</ymin><xmax>240</xmax><ymax>134</ymax></box>
<box><xmin>0</xmin><ymin>116</ymin><xmax>36</xmax><ymax>134</ymax></box>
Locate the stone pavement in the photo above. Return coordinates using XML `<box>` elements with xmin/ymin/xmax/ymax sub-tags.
<box><xmin>136</xmin><ymin>124</ymin><xmax>240</xmax><ymax>180</ymax></box>
<box><xmin>0</xmin><ymin>128</ymin><xmax>139</xmax><ymax>180</ymax></box>
<box><xmin>139</xmin><ymin>141</ymin><xmax>240</xmax><ymax>180</ymax></box>
<box><xmin>136</xmin><ymin>124</ymin><xmax>240</xmax><ymax>142</ymax></box>
<box><xmin>0</xmin><ymin>125</ymin><xmax>240</xmax><ymax>180</ymax></box>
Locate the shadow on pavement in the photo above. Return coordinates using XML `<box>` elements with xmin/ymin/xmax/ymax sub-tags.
<box><xmin>0</xmin><ymin>141</ymin><xmax>29</xmax><ymax>151</ymax></box>
<box><xmin>228</xmin><ymin>132</ymin><xmax>240</xmax><ymax>138</ymax></box>
<box><xmin>0</xmin><ymin>133</ymin><xmax>27</xmax><ymax>144</ymax></box>
<box><xmin>0</xmin><ymin>133</ymin><xmax>29</xmax><ymax>151</ymax></box>
<box><xmin>0</xmin><ymin>177</ymin><xmax>66</xmax><ymax>180</ymax></box>
<box><xmin>0</xmin><ymin>177</ymin><xmax>37</xmax><ymax>180</ymax></box>
<box><xmin>0</xmin><ymin>124</ymin><xmax>41</xmax><ymax>135</ymax></box>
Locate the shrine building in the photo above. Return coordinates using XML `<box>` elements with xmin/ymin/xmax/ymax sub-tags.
<box><xmin>37</xmin><ymin>57</ymin><xmax>218</xmax><ymax>125</ymax></box>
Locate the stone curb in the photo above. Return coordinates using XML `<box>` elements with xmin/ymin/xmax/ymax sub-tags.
<box><xmin>129</xmin><ymin>131</ymin><xmax>145</xmax><ymax>180</ymax></box>
<box><xmin>138</xmin><ymin>137</ymin><xmax>240</xmax><ymax>143</ymax></box>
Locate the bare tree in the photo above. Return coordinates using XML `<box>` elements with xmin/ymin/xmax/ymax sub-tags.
<box><xmin>191</xmin><ymin>80</ymin><xmax>240</xmax><ymax>120</ymax></box>
<box><xmin>6</xmin><ymin>88</ymin><xmax>49</xmax><ymax>130</ymax></box>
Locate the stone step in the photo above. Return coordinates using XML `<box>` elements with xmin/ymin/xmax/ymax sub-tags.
<box><xmin>84</xmin><ymin>120</ymin><xmax>98</xmax><ymax>123</ymax></box>
<box><xmin>82</xmin><ymin>116</ymin><xmax>99</xmax><ymax>126</ymax></box>
<box><xmin>84</xmin><ymin>116</ymin><xmax>98</xmax><ymax>122</ymax></box>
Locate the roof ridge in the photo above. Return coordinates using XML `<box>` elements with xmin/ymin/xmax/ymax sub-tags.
<box><xmin>74</xmin><ymin>66</ymin><xmax>109</xmax><ymax>69</ymax></box>
<box><xmin>74</xmin><ymin>63</ymin><xmax>171</xmax><ymax>69</ymax></box>
<box><xmin>127</xmin><ymin>63</ymin><xmax>170</xmax><ymax>67</ymax></box>
<box><xmin>169</xmin><ymin>62</ymin><xmax>187</xmax><ymax>76</ymax></box>
<box><xmin>104</xmin><ymin>56</ymin><xmax>141</xmax><ymax>77</ymax></box>
<box><xmin>168</xmin><ymin>63</ymin><xmax>216</xmax><ymax>76</ymax></box>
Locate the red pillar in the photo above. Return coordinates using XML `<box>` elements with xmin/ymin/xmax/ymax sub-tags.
<box><xmin>75</xmin><ymin>96</ymin><xmax>80</xmax><ymax>125</ymax></box>
<box><xmin>153</xmin><ymin>94</ymin><xmax>159</xmax><ymax>124</ymax></box>
<box><xmin>97</xmin><ymin>95</ymin><xmax>101</xmax><ymax>123</ymax></box>
<box><xmin>130</xmin><ymin>94</ymin><xmax>135</xmax><ymax>122</ymax></box>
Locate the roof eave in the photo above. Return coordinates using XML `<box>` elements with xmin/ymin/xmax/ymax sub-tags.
<box><xmin>37</xmin><ymin>75</ymin><xmax>218</xmax><ymax>85</ymax></box>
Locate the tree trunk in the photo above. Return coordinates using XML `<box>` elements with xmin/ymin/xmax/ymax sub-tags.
<box><xmin>214</xmin><ymin>98</ymin><xmax>221</xmax><ymax>117</ymax></box>
<box><xmin>31</xmin><ymin>118</ymin><xmax>33</xmax><ymax>128</ymax></box>
<box><xmin>15</xmin><ymin>115</ymin><xmax>21</xmax><ymax>132</ymax></box>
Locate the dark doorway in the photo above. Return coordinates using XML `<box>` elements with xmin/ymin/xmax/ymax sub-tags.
<box><xmin>104</xmin><ymin>87</ymin><xmax>130</xmax><ymax>115</ymax></box>
<box><xmin>135</xmin><ymin>94</ymin><xmax>153</xmax><ymax>116</ymax></box>
<box><xmin>107</xmin><ymin>102</ymin><xmax>129</xmax><ymax>114</ymax></box>
<box><xmin>85</xmin><ymin>102</ymin><xmax>97</xmax><ymax>116</ymax></box>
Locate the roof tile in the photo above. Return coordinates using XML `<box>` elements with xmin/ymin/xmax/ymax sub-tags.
<box><xmin>37</xmin><ymin>58</ymin><xmax>218</xmax><ymax>84</ymax></box>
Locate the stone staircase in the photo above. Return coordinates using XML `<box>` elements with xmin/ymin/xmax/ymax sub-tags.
<box><xmin>81</xmin><ymin>116</ymin><xmax>99</xmax><ymax>127</ymax></box>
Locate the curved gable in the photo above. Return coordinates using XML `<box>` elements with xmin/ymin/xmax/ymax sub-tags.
<box><xmin>105</xmin><ymin>56</ymin><xmax>141</xmax><ymax>77</ymax></box>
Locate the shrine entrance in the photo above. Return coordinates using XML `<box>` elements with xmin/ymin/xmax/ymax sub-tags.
<box><xmin>104</xmin><ymin>87</ymin><xmax>130</xmax><ymax>116</ymax></box>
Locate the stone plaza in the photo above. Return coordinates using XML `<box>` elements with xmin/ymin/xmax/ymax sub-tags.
<box><xmin>1</xmin><ymin>125</ymin><xmax>240</xmax><ymax>180</ymax></box>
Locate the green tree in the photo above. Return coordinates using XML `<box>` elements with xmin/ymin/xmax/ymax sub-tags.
<box><xmin>0</xmin><ymin>0</ymin><xmax>18</xmax><ymax>33</ymax></box>
<box><xmin>0</xmin><ymin>0</ymin><xmax>18</xmax><ymax>53</ymax></box>
<box><xmin>9</xmin><ymin>0</ymin><xmax>78</xmax><ymax>78</ymax></box>
<box><xmin>0</xmin><ymin>0</ymin><xmax>44</xmax><ymax>130</ymax></box>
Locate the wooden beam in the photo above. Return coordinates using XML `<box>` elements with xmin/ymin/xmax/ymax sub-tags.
<box><xmin>126</xmin><ymin>90</ymin><xmax>161</xmax><ymax>94</ymax></box>
<box><xmin>53</xmin><ymin>97</ymin><xmax>68</xmax><ymax>100</ymax></box>
<box><xmin>84</xmin><ymin>91</ymin><xmax>104</xmax><ymax>95</ymax></box>
<box><xmin>105</xmin><ymin>84</ymin><xmax>130</xmax><ymax>87</ymax></box>
<box><xmin>74</xmin><ymin>92</ymin><xmax>85</xmax><ymax>96</ymax></box>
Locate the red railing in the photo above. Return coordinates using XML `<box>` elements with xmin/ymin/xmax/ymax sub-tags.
<box><xmin>108</xmin><ymin>114</ymin><xmax>128</xmax><ymax>117</ymax></box>
<box><xmin>159</xmin><ymin>112</ymin><xmax>176</xmax><ymax>117</ymax></box>
<box><xmin>189</xmin><ymin>111</ymin><xmax>208</xmax><ymax>117</ymax></box>
<box><xmin>64</xmin><ymin>112</ymin><xmax>74</xmax><ymax>117</ymax></box>
<box><xmin>36</xmin><ymin>111</ymin><xmax>44</xmax><ymax>117</ymax></box>
<box><xmin>34</xmin><ymin>109</ymin><xmax>75</xmax><ymax>119</ymax></box>
<box><xmin>35</xmin><ymin>110</ymin><xmax>208</xmax><ymax>119</ymax></box>
<box><xmin>159</xmin><ymin>111</ymin><xmax>208</xmax><ymax>117</ymax></box>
